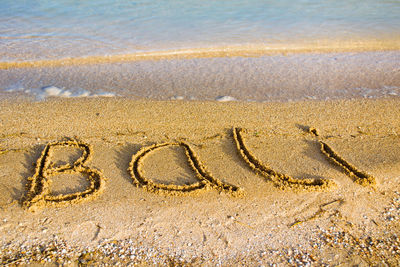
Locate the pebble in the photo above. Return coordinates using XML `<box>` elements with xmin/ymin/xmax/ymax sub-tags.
<box><xmin>2</xmin><ymin>196</ymin><xmax>400</xmax><ymax>265</ymax></box>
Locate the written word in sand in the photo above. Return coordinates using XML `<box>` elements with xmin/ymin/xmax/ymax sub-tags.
<box><xmin>21</xmin><ymin>127</ymin><xmax>376</xmax><ymax>210</ymax></box>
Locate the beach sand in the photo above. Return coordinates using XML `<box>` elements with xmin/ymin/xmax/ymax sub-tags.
<box><xmin>1</xmin><ymin>97</ymin><xmax>400</xmax><ymax>265</ymax></box>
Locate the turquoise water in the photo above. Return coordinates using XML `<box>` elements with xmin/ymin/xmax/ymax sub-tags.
<box><xmin>1</xmin><ymin>0</ymin><xmax>400</xmax><ymax>61</ymax></box>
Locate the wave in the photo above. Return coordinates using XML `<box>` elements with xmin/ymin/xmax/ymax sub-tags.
<box><xmin>1</xmin><ymin>40</ymin><xmax>400</xmax><ymax>70</ymax></box>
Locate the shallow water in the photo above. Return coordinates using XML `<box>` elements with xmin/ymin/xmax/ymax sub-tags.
<box><xmin>1</xmin><ymin>52</ymin><xmax>399</xmax><ymax>101</ymax></box>
<box><xmin>1</xmin><ymin>0</ymin><xmax>400</xmax><ymax>61</ymax></box>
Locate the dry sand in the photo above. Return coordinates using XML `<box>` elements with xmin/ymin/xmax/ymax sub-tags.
<box><xmin>1</xmin><ymin>98</ymin><xmax>400</xmax><ymax>265</ymax></box>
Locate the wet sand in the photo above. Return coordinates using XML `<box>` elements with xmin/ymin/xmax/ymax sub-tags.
<box><xmin>1</xmin><ymin>51</ymin><xmax>399</xmax><ymax>102</ymax></box>
<box><xmin>2</xmin><ymin>39</ymin><xmax>400</xmax><ymax>69</ymax></box>
<box><xmin>1</xmin><ymin>98</ymin><xmax>400</xmax><ymax>265</ymax></box>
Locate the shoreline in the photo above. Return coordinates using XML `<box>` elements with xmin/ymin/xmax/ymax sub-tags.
<box><xmin>1</xmin><ymin>98</ymin><xmax>400</xmax><ymax>265</ymax></box>
<box><xmin>1</xmin><ymin>40</ymin><xmax>400</xmax><ymax>70</ymax></box>
<box><xmin>1</xmin><ymin>51</ymin><xmax>400</xmax><ymax>102</ymax></box>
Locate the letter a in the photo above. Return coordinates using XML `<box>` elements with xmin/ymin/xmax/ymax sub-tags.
<box><xmin>128</xmin><ymin>142</ymin><xmax>243</xmax><ymax>196</ymax></box>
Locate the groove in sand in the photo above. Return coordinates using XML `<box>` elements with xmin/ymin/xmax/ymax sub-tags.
<box><xmin>308</xmin><ymin>128</ymin><xmax>376</xmax><ymax>187</ymax></box>
<box><xmin>232</xmin><ymin>127</ymin><xmax>336</xmax><ymax>191</ymax></box>
<box><xmin>128</xmin><ymin>142</ymin><xmax>244</xmax><ymax>197</ymax></box>
<box><xmin>22</xmin><ymin>140</ymin><xmax>106</xmax><ymax>211</ymax></box>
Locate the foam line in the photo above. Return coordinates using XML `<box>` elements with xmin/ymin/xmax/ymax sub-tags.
<box><xmin>1</xmin><ymin>41</ymin><xmax>399</xmax><ymax>69</ymax></box>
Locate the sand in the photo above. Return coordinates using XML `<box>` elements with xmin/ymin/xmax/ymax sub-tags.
<box><xmin>0</xmin><ymin>97</ymin><xmax>400</xmax><ymax>265</ymax></box>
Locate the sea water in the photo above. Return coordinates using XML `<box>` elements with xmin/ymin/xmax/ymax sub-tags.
<box><xmin>1</xmin><ymin>0</ymin><xmax>399</xmax><ymax>61</ymax></box>
<box><xmin>0</xmin><ymin>0</ymin><xmax>399</xmax><ymax>101</ymax></box>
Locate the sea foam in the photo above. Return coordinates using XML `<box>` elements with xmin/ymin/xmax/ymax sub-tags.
<box><xmin>216</xmin><ymin>96</ymin><xmax>236</xmax><ymax>102</ymax></box>
<box><xmin>5</xmin><ymin>85</ymin><xmax>116</xmax><ymax>100</ymax></box>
